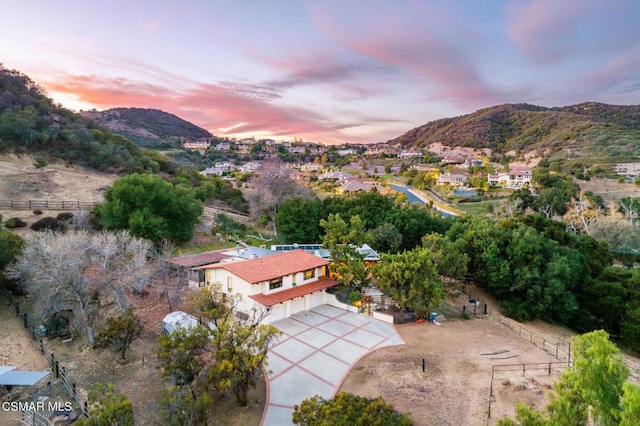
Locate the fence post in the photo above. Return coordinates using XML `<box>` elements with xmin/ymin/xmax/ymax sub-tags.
<box><xmin>73</xmin><ymin>383</ymin><xmax>77</xmax><ymax>397</ymax></box>
<box><xmin>22</xmin><ymin>312</ymin><xmax>28</xmax><ymax>328</ymax></box>
<box><xmin>463</xmin><ymin>306</ymin><xmax>466</xmax><ymax>316</ymax></box>
<box><xmin>543</xmin><ymin>339</ymin><xmax>545</xmax><ymax>351</ymax></box>
<box><xmin>422</xmin><ymin>358</ymin><xmax>425</xmax><ymax>372</ymax></box>
<box><xmin>522</xmin><ymin>364</ymin><xmax>525</xmax><ymax>376</ymax></box>
<box><xmin>84</xmin><ymin>401</ymin><xmax>89</xmax><ymax>417</ymax></box>
<box><xmin>548</xmin><ymin>363</ymin><xmax>551</xmax><ymax>375</ymax></box>
<box><xmin>52</xmin><ymin>354</ymin><xmax>59</xmax><ymax>378</ymax></box>
<box><xmin>556</xmin><ymin>345</ymin><xmax>559</xmax><ymax>359</ymax></box>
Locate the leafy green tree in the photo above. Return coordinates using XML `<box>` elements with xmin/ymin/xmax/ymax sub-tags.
<box><xmin>369</xmin><ymin>223</ymin><xmax>403</xmax><ymax>254</ymax></box>
<box><xmin>95</xmin><ymin>307</ymin><xmax>143</xmax><ymax>360</ymax></box>
<box><xmin>621</xmin><ymin>382</ymin><xmax>640</xmax><ymax>426</ymax></box>
<box><xmin>156</xmin><ymin>326</ymin><xmax>210</xmax><ymax>390</ymax></box>
<box><xmin>321</xmin><ymin>213</ymin><xmax>370</xmax><ymax>290</ymax></box>
<box><xmin>0</xmin><ymin>225</ymin><xmax>24</xmax><ymax>275</ymax></box>
<box><xmin>207</xmin><ymin>317</ymin><xmax>280</xmax><ymax>406</ymax></box>
<box><xmin>94</xmin><ymin>173</ymin><xmax>203</xmax><ymax>243</ymax></box>
<box><xmin>77</xmin><ymin>383</ymin><xmax>134</xmax><ymax>426</ymax></box>
<box><xmin>372</xmin><ymin>247</ymin><xmax>443</xmax><ymax>314</ymax></box>
<box><xmin>420</xmin><ymin>233</ymin><xmax>468</xmax><ymax>283</ymax></box>
<box><xmin>160</xmin><ymin>385</ymin><xmax>213</xmax><ymax>426</ymax></box>
<box><xmin>292</xmin><ymin>392</ymin><xmax>412</xmax><ymax>426</ymax></box>
<box><xmin>276</xmin><ymin>196</ymin><xmax>325</xmax><ymax>243</ymax></box>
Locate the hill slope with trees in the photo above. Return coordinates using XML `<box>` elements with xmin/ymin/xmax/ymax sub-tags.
<box><xmin>81</xmin><ymin>107</ymin><xmax>212</xmax><ymax>148</ymax></box>
<box><xmin>389</xmin><ymin>102</ymin><xmax>640</xmax><ymax>165</ymax></box>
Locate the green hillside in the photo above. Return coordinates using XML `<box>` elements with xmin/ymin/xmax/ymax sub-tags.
<box><xmin>81</xmin><ymin>107</ymin><xmax>212</xmax><ymax>148</ymax></box>
<box><xmin>389</xmin><ymin>102</ymin><xmax>640</xmax><ymax>168</ymax></box>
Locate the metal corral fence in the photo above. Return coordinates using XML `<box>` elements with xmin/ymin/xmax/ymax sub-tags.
<box><xmin>487</xmin><ymin>310</ymin><xmax>572</xmax><ymax>361</ymax></box>
<box><xmin>484</xmin><ymin>310</ymin><xmax>573</xmax><ymax>425</ymax></box>
<box><xmin>487</xmin><ymin>361</ymin><xmax>572</xmax><ymax>422</ymax></box>
<box><xmin>0</xmin><ymin>286</ymin><xmax>89</xmax><ymax>419</ymax></box>
<box><xmin>0</xmin><ymin>199</ymin><xmax>98</xmax><ymax>211</ymax></box>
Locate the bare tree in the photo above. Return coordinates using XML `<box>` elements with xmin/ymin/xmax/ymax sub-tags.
<box><xmin>154</xmin><ymin>240</ymin><xmax>188</xmax><ymax>312</ymax></box>
<box><xmin>617</xmin><ymin>197</ymin><xmax>640</xmax><ymax>225</ymax></box>
<box><xmin>8</xmin><ymin>230</ymin><xmax>152</xmax><ymax>345</ymax></box>
<box><xmin>245</xmin><ymin>160</ymin><xmax>313</xmax><ymax>237</ymax></box>
<box><xmin>563</xmin><ymin>192</ymin><xmax>603</xmax><ymax>235</ymax></box>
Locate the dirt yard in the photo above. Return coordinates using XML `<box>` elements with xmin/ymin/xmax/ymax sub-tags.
<box><xmin>0</xmin><ymin>153</ymin><xmax>115</xmax><ymax>230</ymax></box>
<box><xmin>339</xmin><ymin>289</ymin><xmax>572</xmax><ymax>426</ymax></box>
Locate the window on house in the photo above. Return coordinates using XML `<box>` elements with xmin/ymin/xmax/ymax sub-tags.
<box><xmin>303</xmin><ymin>268</ymin><xmax>315</xmax><ymax>280</ymax></box>
<box><xmin>269</xmin><ymin>278</ymin><xmax>283</xmax><ymax>290</ymax></box>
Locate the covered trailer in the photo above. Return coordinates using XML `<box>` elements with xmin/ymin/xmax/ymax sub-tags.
<box><xmin>161</xmin><ymin>311</ymin><xmax>199</xmax><ymax>334</ymax></box>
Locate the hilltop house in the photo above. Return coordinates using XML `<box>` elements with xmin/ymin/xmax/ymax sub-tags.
<box><xmin>195</xmin><ymin>250</ymin><xmax>337</xmax><ymax>324</ymax></box>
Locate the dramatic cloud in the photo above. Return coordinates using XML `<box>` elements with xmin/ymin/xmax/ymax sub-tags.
<box><xmin>40</xmin><ymin>73</ymin><xmax>371</xmax><ymax>143</ymax></box>
<box><xmin>506</xmin><ymin>0</ymin><xmax>639</xmax><ymax>64</ymax></box>
<box><xmin>309</xmin><ymin>1</ymin><xmax>500</xmax><ymax>110</ymax></box>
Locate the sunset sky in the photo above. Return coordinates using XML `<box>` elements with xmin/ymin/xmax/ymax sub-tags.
<box><xmin>1</xmin><ymin>0</ymin><xmax>639</xmax><ymax>144</ymax></box>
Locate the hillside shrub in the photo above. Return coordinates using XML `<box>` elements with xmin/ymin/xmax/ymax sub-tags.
<box><xmin>4</xmin><ymin>217</ymin><xmax>27</xmax><ymax>228</ymax></box>
<box><xmin>30</xmin><ymin>216</ymin><xmax>64</xmax><ymax>232</ymax></box>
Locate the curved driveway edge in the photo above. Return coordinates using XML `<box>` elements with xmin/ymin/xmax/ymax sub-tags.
<box><xmin>261</xmin><ymin>304</ymin><xmax>405</xmax><ymax>426</ymax></box>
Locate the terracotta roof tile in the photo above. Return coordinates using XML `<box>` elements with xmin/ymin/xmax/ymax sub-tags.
<box><xmin>204</xmin><ymin>249</ymin><xmax>329</xmax><ymax>283</ymax></box>
<box><xmin>249</xmin><ymin>277</ymin><xmax>338</xmax><ymax>306</ymax></box>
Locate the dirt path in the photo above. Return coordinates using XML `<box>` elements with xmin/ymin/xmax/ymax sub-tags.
<box><xmin>0</xmin><ymin>297</ymin><xmax>52</xmax><ymax>425</ymax></box>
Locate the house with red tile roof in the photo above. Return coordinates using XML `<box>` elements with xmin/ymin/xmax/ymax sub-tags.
<box><xmin>195</xmin><ymin>250</ymin><xmax>338</xmax><ymax>323</ymax></box>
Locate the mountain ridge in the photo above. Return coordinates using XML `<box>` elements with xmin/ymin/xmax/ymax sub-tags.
<box><xmin>81</xmin><ymin>107</ymin><xmax>212</xmax><ymax>148</ymax></box>
<box><xmin>388</xmin><ymin>102</ymin><xmax>640</xmax><ymax>163</ymax></box>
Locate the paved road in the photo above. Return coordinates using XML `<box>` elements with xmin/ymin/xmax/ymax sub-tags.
<box><xmin>261</xmin><ymin>305</ymin><xmax>404</xmax><ymax>425</ymax></box>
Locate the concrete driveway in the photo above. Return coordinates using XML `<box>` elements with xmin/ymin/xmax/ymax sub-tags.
<box><xmin>261</xmin><ymin>304</ymin><xmax>404</xmax><ymax>425</ymax></box>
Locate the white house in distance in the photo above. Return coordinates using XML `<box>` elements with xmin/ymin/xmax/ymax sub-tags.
<box><xmin>488</xmin><ymin>169</ymin><xmax>532</xmax><ymax>188</ymax></box>
<box><xmin>196</xmin><ymin>250</ymin><xmax>337</xmax><ymax>324</ymax></box>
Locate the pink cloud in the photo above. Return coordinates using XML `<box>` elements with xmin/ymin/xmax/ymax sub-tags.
<box><xmin>505</xmin><ymin>0</ymin><xmax>632</xmax><ymax>64</ymax></box>
<box><xmin>40</xmin><ymin>73</ymin><xmax>381</xmax><ymax>143</ymax></box>
<box><xmin>309</xmin><ymin>2</ymin><xmax>501</xmax><ymax>110</ymax></box>
<box><xmin>574</xmin><ymin>47</ymin><xmax>640</xmax><ymax>98</ymax></box>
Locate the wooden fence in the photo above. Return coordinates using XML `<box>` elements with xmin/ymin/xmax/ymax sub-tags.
<box><xmin>0</xmin><ymin>286</ymin><xmax>89</xmax><ymax>419</ymax></box>
<box><xmin>0</xmin><ymin>199</ymin><xmax>98</xmax><ymax>211</ymax></box>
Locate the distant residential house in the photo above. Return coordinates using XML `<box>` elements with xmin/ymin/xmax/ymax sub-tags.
<box><xmin>318</xmin><ymin>171</ymin><xmax>354</xmax><ymax>181</ymax></box>
<box><xmin>337</xmin><ymin>178</ymin><xmax>388</xmax><ymax>194</ymax></box>
<box><xmin>488</xmin><ymin>169</ymin><xmax>531</xmax><ymax>188</ymax></box>
<box><xmin>214</xmin><ymin>142</ymin><xmax>231</xmax><ymax>151</ymax></box>
<box><xmin>436</xmin><ymin>172</ymin><xmax>468</xmax><ymax>186</ymax></box>
<box><xmin>398</xmin><ymin>150</ymin><xmax>423</xmax><ymax>159</ymax></box>
<box><xmin>442</xmin><ymin>156</ymin><xmax>465</xmax><ymax>165</ymax></box>
<box><xmin>201</xmin><ymin>167</ymin><xmax>226</xmax><ymax>177</ymax></box>
<box><xmin>184</xmin><ymin>141</ymin><xmax>210</xmax><ymax>150</ymax></box>
<box><xmin>300</xmin><ymin>162</ymin><xmax>323</xmax><ymax>173</ymax></box>
<box><xmin>239</xmin><ymin>161</ymin><xmax>262</xmax><ymax>173</ymax></box>
<box><xmin>197</xmin><ymin>250</ymin><xmax>337</xmax><ymax>324</ymax></box>
<box><xmin>215</xmin><ymin>161</ymin><xmax>234</xmax><ymax>171</ymax></box>
<box><xmin>337</xmin><ymin>149</ymin><xmax>357</xmax><ymax>156</ymax></box>
<box><xmin>287</xmin><ymin>146</ymin><xmax>306</xmax><ymax>154</ymax></box>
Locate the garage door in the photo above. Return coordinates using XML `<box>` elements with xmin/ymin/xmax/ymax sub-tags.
<box><xmin>289</xmin><ymin>298</ymin><xmax>306</xmax><ymax>316</ymax></box>
<box><xmin>307</xmin><ymin>292</ymin><xmax>324</xmax><ymax>309</ymax></box>
<box><xmin>267</xmin><ymin>303</ymin><xmax>286</xmax><ymax>323</ymax></box>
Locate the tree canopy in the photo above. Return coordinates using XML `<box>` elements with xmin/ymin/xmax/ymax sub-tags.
<box><xmin>94</xmin><ymin>173</ymin><xmax>203</xmax><ymax>243</ymax></box>
<box><xmin>499</xmin><ymin>330</ymin><xmax>640</xmax><ymax>426</ymax></box>
<box><xmin>292</xmin><ymin>392</ymin><xmax>412</xmax><ymax>426</ymax></box>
